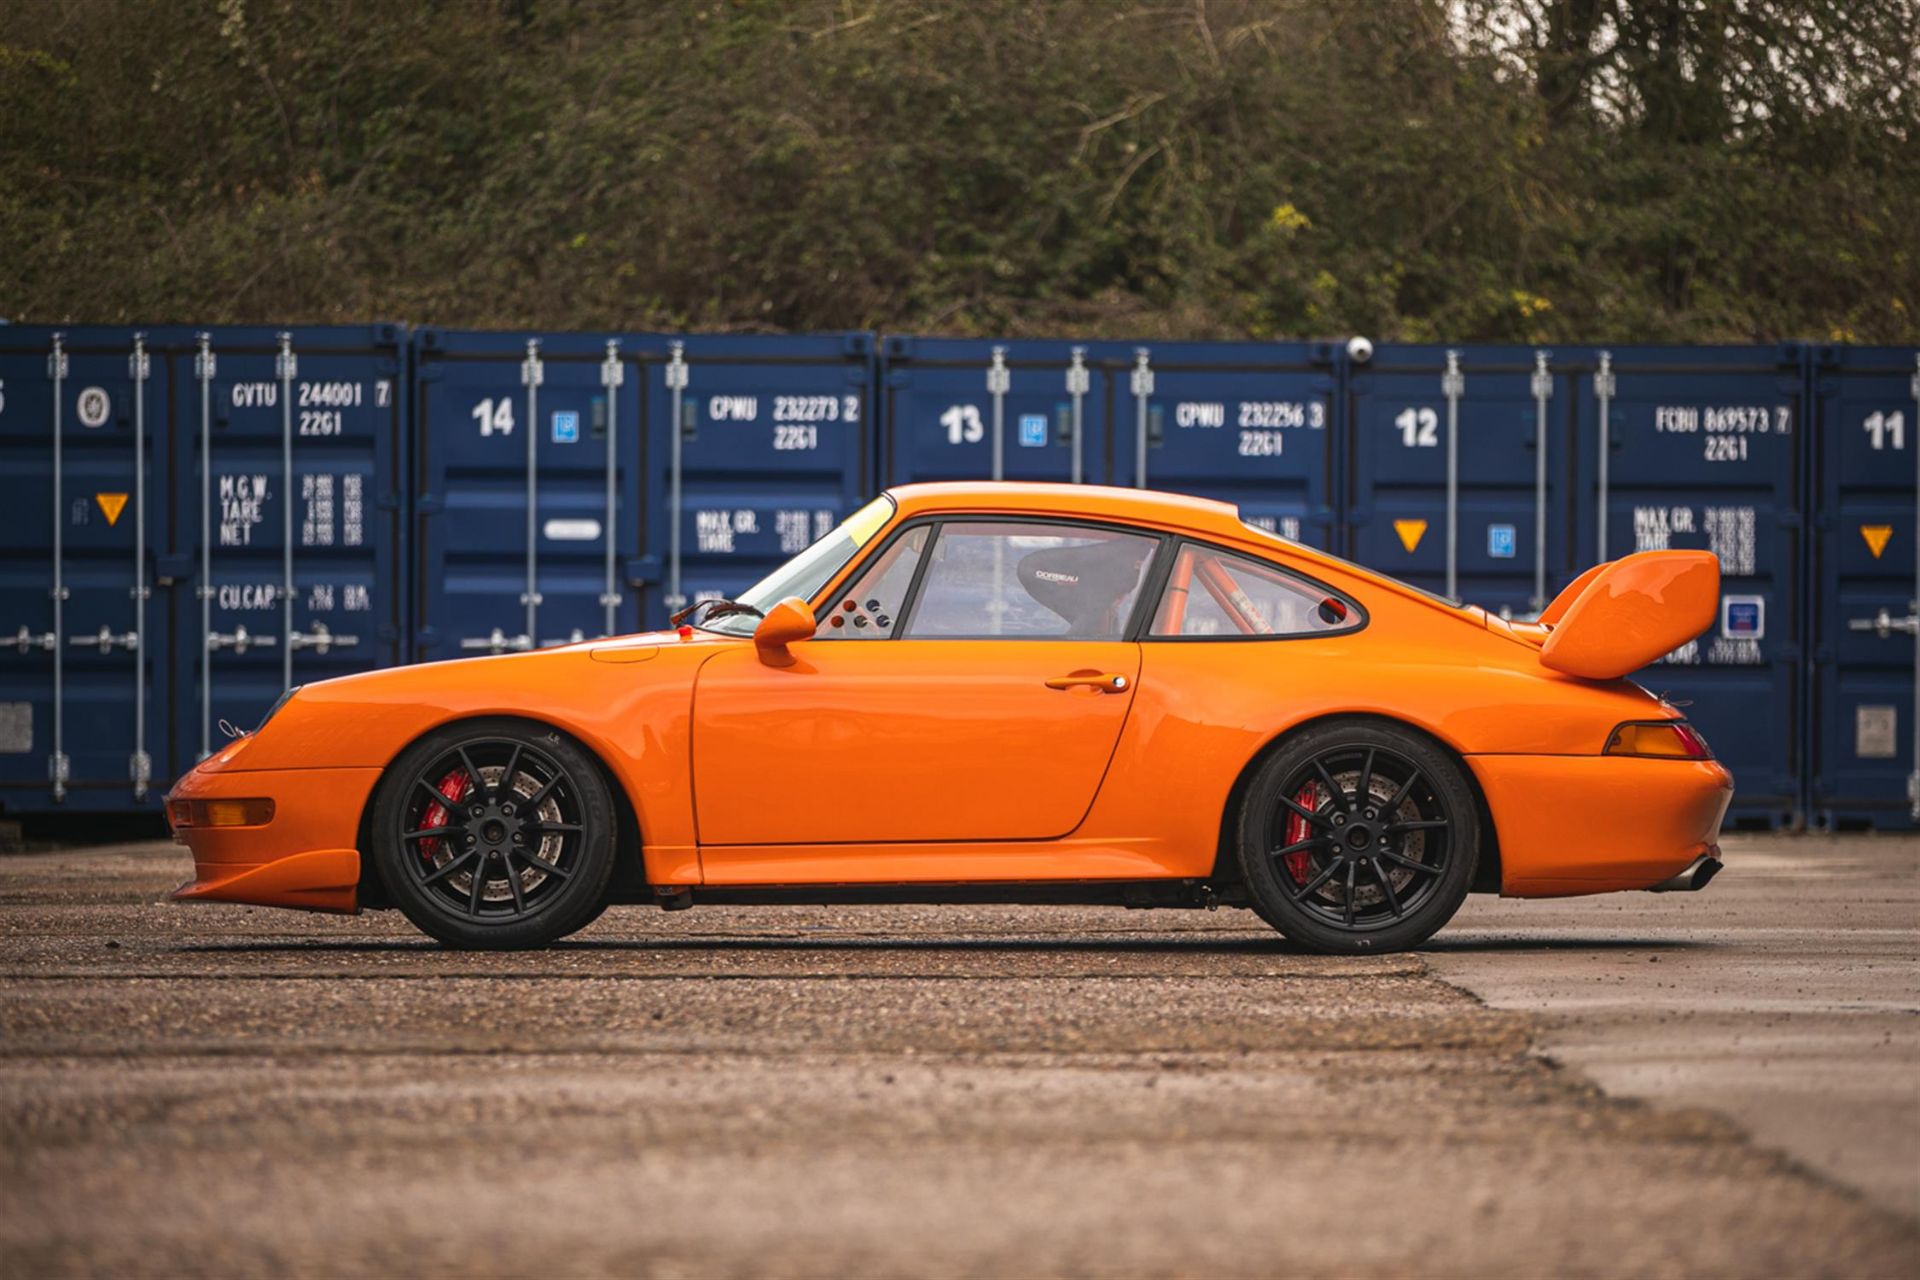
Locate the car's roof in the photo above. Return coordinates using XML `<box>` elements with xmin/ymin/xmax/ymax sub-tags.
<box><xmin>884</xmin><ymin>482</ymin><xmax>1252</xmax><ymax>540</ymax></box>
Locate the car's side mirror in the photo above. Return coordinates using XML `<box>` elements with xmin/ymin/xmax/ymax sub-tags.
<box><xmin>753</xmin><ymin>597</ymin><xmax>816</xmax><ymax>667</ymax></box>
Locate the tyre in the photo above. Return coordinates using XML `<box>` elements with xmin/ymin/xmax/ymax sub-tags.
<box><xmin>370</xmin><ymin>719</ymin><xmax>617</xmax><ymax>949</ymax></box>
<box><xmin>1237</xmin><ymin>719</ymin><xmax>1479</xmax><ymax>954</ymax></box>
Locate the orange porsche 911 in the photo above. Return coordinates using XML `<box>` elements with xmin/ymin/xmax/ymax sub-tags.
<box><xmin>167</xmin><ymin>483</ymin><xmax>1732</xmax><ymax>953</ymax></box>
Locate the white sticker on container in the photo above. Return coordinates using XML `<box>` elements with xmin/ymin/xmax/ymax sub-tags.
<box><xmin>543</xmin><ymin>518</ymin><xmax>602</xmax><ymax>542</ymax></box>
<box><xmin>76</xmin><ymin>387</ymin><xmax>111</xmax><ymax>428</ymax></box>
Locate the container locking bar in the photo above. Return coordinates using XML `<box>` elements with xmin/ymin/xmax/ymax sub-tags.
<box><xmin>130</xmin><ymin>333</ymin><xmax>151</xmax><ymax>797</ymax></box>
<box><xmin>287</xmin><ymin>623</ymin><xmax>359</xmax><ymax>655</ymax></box>
<box><xmin>1131</xmin><ymin>349</ymin><xmax>1154</xmax><ymax>488</ymax></box>
<box><xmin>1530</xmin><ymin>350</ymin><xmax>1553</xmax><ymax>615</ymax></box>
<box><xmin>665</xmin><ymin>341</ymin><xmax>688</xmax><ymax>613</ymax></box>
<box><xmin>208</xmin><ymin>626</ymin><xmax>274</xmax><ymax>654</ymax></box>
<box><xmin>69</xmin><ymin>626</ymin><xmax>139</xmax><ymax>652</ymax></box>
<box><xmin>1065</xmin><ymin>347</ymin><xmax>1088</xmax><ymax>484</ymax></box>
<box><xmin>1593</xmin><ymin>351</ymin><xmax>1615</xmax><ymax>560</ymax></box>
<box><xmin>1911</xmin><ymin>351</ymin><xmax>1920</xmax><ymax>819</ymax></box>
<box><xmin>1</xmin><ymin>627</ymin><xmax>57</xmax><ymax>652</ymax></box>
<box><xmin>277</xmin><ymin>333</ymin><xmax>298</xmax><ymax>693</ymax></box>
<box><xmin>196</xmin><ymin>334</ymin><xmax>216</xmax><ymax>759</ymax></box>
<box><xmin>47</xmin><ymin>334</ymin><xmax>70</xmax><ymax>800</ymax></box>
<box><xmin>520</xmin><ymin>338</ymin><xmax>544</xmax><ymax>649</ymax></box>
<box><xmin>600</xmin><ymin>339</ymin><xmax>625</xmax><ymax>636</ymax></box>
<box><xmin>1441</xmin><ymin>351</ymin><xmax>1463</xmax><ymax>601</ymax></box>
<box><xmin>460</xmin><ymin>628</ymin><xmax>533</xmax><ymax>655</ymax></box>
<box><xmin>986</xmin><ymin>346</ymin><xmax>1009</xmax><ymax>482</ymax></box>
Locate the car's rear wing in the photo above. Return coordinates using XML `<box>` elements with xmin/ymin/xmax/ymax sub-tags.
<box><xmin>1517</xmin><ymin>551</ymin><xmax>1720</xmax><ymax>680</ymax></box>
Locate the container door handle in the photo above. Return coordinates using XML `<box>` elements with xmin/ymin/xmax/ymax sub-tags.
<box><xmin>1848</xmin><ymin>608</ymin><xmax>1919</xmax><ymax>639</ymax></box>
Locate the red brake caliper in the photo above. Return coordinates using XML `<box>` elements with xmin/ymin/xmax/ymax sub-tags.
<box><xmin>419</xmin><ymin>769</ymin><xmax>473</xmax><ymax>862</ymax></box>
<box><xmin>1283</xmin><ymin>782</ymin><xmax>1320</xmax><ymax>885</ymax></box>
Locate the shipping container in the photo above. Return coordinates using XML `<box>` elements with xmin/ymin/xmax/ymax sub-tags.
<box><xmin>646</xmin><ymin>333</ymin><xmax>877</xmax><ymax>622</ymax></box>
<box><xmin>410</xmin><ymin>330</ymin><xmax>874</xmax><ymax>658</ymax></box>
<box><xmin>0</xmin><ymin>324</ymin><xmax>409</xmax><ymax>814</ymax></box>
<box><xmin>1572</xmin><ymin>345</ymin><xmax>1808</xmax><ymax>827</ymax></box>
<box><xmin>1808</xmin><ymin>346</ymin><xmax>1920</xmax><ymax>827</ymax></box>
<box><xmin>1346</xmin><ymin>345</ymin><xmax>1573</xmax><ymax>614</ymax></box>
<box><xmin>0</xmin><ymin>328</ymin><xmax>169</xmax><ymax>811</ymax></box>
<box><xmin>166</xmin><ymin>326</ymin><xmax>409</xmax><ymax>778</ymax></box>
<box><xmin>879</xmin><ymin>338</ymin><xmax>1341</xmax><ymax>547</ymax></box>
<box><xmin>1347</xmin><ymin>343</ymin><xmax>1806</xmax><ymax>826</ymax></box>
<box><xmin>412</xmin><ymin>330</ymin><xmax>644</xmax><ymax>658</ymax></box>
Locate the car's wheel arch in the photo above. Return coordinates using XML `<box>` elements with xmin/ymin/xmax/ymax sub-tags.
<box><xmin>353</xmin><ymin>713</ymin><xmax>647</xmax><ymax>911</ymax></box>
<box><xmin>1207</xmin><ymin>711</ymin><xmax>1502</xmax><ymax>897</ymax></box>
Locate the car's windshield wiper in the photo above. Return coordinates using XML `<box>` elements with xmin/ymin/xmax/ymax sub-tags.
<box><xmin>670</xmin><ymin>598</ymin><xmax>766</xmax><ymax>627</ymax></box>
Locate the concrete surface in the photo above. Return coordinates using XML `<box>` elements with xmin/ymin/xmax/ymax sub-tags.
<box><xmin>0</xmin><ymin>836</ymin><xmax>1915</xmax><ymax>1277</ymax></box>
<box><xmin>1430</xmin><ymin>834</ymin><xmax>1920</xmax><ymax>1221</ymax></box>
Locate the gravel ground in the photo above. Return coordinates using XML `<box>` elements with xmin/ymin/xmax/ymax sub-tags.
<box><xmin>1</xmin><ymin>838</ymin><xmax>1915</xmax><ymax>1278</ymax></box>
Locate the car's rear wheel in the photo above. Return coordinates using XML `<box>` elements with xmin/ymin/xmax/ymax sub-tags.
<box><xmin>371</xmin><ymin>719</ymin><xmax>615</xmax><ymax>949</ymax></box>
<box><xmin>1237</xmin><ymin>720</ymin><xmax>1478</xmax><ymax>954</ymax></box>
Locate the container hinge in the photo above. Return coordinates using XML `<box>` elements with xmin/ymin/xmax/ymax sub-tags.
<box><xmin>287</xmin><ymin>623</ymin><xmax>360</xmax><ymax>655</ymax></box>
<box><xmin>1</xmin><ymin>627</ymin><xmax>57</xmax><ymax>652</ymax></box>
<box><xmin>209</xmin><ymin>626</ymin><xmax>276</xmax><ymax>654</ymax></box>
<box><xmin>461</xmin><ymin>629</ymin><xmax>534</xmax><ymax>655</ymax></box>
<box><xmin>69</xmin><ymin>626</ymin><xmax>139</xmax><ymax>652</ymax></box>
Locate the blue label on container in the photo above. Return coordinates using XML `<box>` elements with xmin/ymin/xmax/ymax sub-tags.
<box><xmin>1487</xmin><ymin>524</ymin><xmax>1516</xmax><ymax>559</ymax></box>
<box><xmin>1721</xmin><ymin>594</ymin><xmax>1764</xmax><ymax>640</ymax></box>
<box><xmin>1019</xmin><ymin>414</ymin><xmax>1048</xmax><ymax>447</ymax></box>
<box><xmin>551</xmin><ymin>410</ymin><xmax>579</xmax><ymax>444</ymax></box>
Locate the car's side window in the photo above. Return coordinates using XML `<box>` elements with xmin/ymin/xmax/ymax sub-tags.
<box><xmin>899</xmin><ymin>521</ymin><xmax>1159</xmax><ymax>639</ymax></box>
<box><xmin>1150</xmin><ymin>544</ymin><xmax>1359</xmax><ymax>638</ymax></box>
<box><xmin>818</xmin><ymin>524</ymin><xmax>930</xmax><ymax>638</ymax></box>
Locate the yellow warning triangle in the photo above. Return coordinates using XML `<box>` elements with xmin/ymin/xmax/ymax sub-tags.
<box><xmin>1861</xmin><ymin>525</ymin><xmax>1894</xmax><ymax>559</ymax></box>
<box><xmin>95</xmin><ymin>492</ymin><xmax>129</xmax><ymax>526</ymax></box>
<box><xmin>1393</xmin><ymin>519</ymin><xmax>1428</xmax><ymax>553</ymax></box>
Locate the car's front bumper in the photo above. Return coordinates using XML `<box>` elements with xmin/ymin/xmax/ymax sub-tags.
<box><xmin>1468</xmin><ymin>754</ymin><xmax>1735</xmax><ymax>897</ymax></box>
<box><xmin>166</xmin><ymin>755</ymin><xmax>379</xmax><ymax>914</ymax></box>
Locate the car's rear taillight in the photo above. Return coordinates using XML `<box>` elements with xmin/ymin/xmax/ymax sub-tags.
<box><xmin>1605</xmin><ymin>720</ymin><xmax>1712</xmax><ymax>759</ymax></box>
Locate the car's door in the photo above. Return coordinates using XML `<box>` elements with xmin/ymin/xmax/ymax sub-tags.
<box><xmin>692</xmin><ymin>518</ymin><xmax>1161</xmax><ymax>847</ymax></box>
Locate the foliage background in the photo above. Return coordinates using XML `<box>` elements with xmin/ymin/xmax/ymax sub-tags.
<box><xmin>2</xmin><ymin>0</ymin><xmax>1914</xmax><ymax>342</ymax></box>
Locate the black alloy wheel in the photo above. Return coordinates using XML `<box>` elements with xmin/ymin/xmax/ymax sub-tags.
<box><xmin>372</xmin><ymin>719</ymin><xmax>616</xmax><ymax>948</ymax></box>
<box><xmin>1238</xmin><ymin>720</ymin><xmax>1479</xmax><ymax>954</ymax></box>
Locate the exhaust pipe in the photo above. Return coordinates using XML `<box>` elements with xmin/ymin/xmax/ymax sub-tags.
<box><xmin>1647</xmin><ymin>852</ymin><xmax>1723</xmax><ymax>893</ymax></box>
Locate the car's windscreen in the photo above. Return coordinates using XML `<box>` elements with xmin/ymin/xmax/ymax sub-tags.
<box><xmin>695</xmin><ymin>495</ymin><xmax>897</xmax><ymax>635</ymax></box>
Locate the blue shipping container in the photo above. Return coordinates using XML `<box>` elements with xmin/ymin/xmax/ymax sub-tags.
<box><xmin>0</xmin><ymin>328</ymin><xmax>169</xmax><ymax>811</ymax></box>
<box><xmin>410</xmin><ymin>329</ymin><xmax>874</xmax><ymax>658</ymax></box>
<box><xmin>0</xmin><ymin>324</ymin><xmax>409</xmax><ymax>815</ymax></box>
<box><xmin>165</xmin><ymin>326</ymin><xmax>409</xmax><ymax>778</ymax></box>
<box><xmin>1347</xmin><ymin>343</ymin><xmax>1805</xmax><ymax>826</ymax></box>
<box><xmin>879</xmin><ymin>337</ymin><xmax>1341</xmax><ymax>547</ymax></box>
<box><xmin>1808</xmin><ymin>346</ymin><xmax>1920</xmax><ymax>827</ymax></box>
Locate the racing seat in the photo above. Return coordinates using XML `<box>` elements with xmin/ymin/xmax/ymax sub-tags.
<box><xmin>1016</xmin><ymin>539</ymin><xmax>1150</xmax><ymax>637</ymax></box>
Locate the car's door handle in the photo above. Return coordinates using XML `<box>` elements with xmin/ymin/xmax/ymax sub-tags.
<box><xmin>1045</xmin><ymin>672</ymin><xmax>1130</xmax><ymax>693</ymax></box>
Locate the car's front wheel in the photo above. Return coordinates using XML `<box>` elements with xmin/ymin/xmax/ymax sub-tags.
<box><xmin>371</xmin><ymin>719</ymin><xmax>616</xmax><ymax>949</ymax></box>
<box><xmin>1237</xmin><ymin>720</ymin><xmax>1479</xmax><ymax>954</ymax></box>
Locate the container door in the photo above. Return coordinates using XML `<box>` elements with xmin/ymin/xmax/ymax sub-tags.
<box><xmin>1809</xmin><ymin>347</ymin><xmax>1920</xmax><ymax>828</ymax></box>
<box><xmin>643</xmin><ymin>334</ymin><xmax>874</xmax><ymax>627</ymax></box>
<box><xmin>1576</xmin><ymin>348</ymin><xmax>1806</xmax><ymax>827</ymax></box>
<box><xmin>1106</xmin><ymin>342</ymin><xmax>1339</xmax><ymax>548</ymax></box>
<box><xmin>880</xmin><ymin>338</ymin><xmax>1106</xmax><ymax>487</ymax></box>
<box><xmin>1348</xmin><ymin>348</ymin><xmax>1571</xmax><ymax>615</ymax></box>
<box><xmin>169</xmin><ymin>329</ymin><xmax>408</xmax><ymax>775</ymax></box>
<box><xmin>413</xmin><ymin>333</ymin><xmax>644</xmax><ymax>661</ymax></box>
<box><xmin>0</xmin><ymin>329</ymin><xmax>167</xmax><ymax>811</ymax></box>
